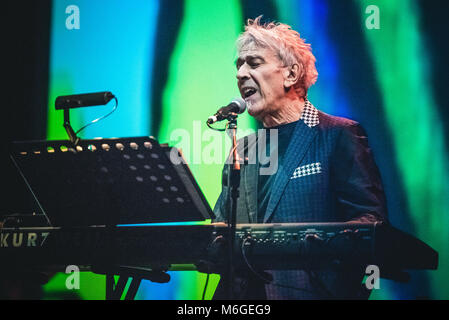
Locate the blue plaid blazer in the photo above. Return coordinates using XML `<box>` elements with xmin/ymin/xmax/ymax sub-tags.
<box><xmin>213</xmin><ymin>102</ymin><xmax>388</xmax><ymax>299</ymax></box>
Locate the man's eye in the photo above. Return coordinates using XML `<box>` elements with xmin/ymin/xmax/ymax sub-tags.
<box><xmin>236</xmin><ymin>59</ymin><xmax>261</xmax><ymax>70</ymax></box>
<box><xmin>249</xmin><ymin>60</ymin><xmax>261</xmax><ymax>68</ymax></box>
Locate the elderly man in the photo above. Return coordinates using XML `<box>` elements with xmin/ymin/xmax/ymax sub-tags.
<box><xmin>212</xmin><ymin>17</ymin><xmax>388</xmax><ymax>299</ymax></box>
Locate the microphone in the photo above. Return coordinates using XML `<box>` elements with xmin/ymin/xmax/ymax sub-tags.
<box><xmin>55</xmin><ymin>91</ymin><xmax>115</xmax><ymax>110</ymax></box>
<box><xmin>207</xmin><ymin>98</ymin><xmax>246</xmax><ymax>124</ymax></box>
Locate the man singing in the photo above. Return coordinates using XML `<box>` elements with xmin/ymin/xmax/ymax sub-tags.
<box><xmin>213</xmin><ymin>17</ymin><xmax>388</xmax><ymax>299</ymax></box>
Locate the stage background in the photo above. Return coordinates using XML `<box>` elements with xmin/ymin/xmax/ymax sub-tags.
<box><xmin>3</xmin><ymin>0</ymin><xmax>448</xmax><ymax>300</ymax></box>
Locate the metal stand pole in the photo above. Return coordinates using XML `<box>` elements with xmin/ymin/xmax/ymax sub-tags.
<box><xmin>226</xmin><ymin>116</ymin><xmax>240</xmax><ymax>299</ymax></box>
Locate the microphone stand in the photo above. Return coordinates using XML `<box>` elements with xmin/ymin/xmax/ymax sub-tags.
<box><xmin>63</xmin><ymin>109</ymin><xmax>80</xmax><ymax>146</ymax></box>
<box><xmin>226</xmin><ymin>114</ymin><xmax>240</xmax><ymax>300</ymax></box>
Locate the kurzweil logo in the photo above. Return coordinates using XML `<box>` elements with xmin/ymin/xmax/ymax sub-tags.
<box><xmin>0</xmin><ymin>231</ymin><xmax>49</xmax><ymax>248</ymax></box>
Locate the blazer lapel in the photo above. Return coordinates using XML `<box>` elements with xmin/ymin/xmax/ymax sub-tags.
<box><xmin>263</xmin><ymin>120</ymin><xmax>318</xmax><ymax>223</ymax></box>
<box><xmin>243</xmin><ymin>134</ymin><xmax>258</xmax><ymax>223</ymax></box>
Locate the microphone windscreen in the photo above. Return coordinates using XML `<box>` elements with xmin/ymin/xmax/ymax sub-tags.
<box><xmin>230</xmin><ymin>97</ymin><xmax>246</xmax><ymax>114</ymax></box>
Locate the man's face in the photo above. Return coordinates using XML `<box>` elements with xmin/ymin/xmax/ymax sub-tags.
<box><xmin>236</xmin><ymin>46</ymin><xmax>287</xmax><ymax>120</ymax></box>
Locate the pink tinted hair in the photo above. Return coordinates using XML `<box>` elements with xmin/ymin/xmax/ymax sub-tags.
<box><xmin>237</xmin><ymin>16</ymin><xmax>318</xmax><ymax>98</ymax></box>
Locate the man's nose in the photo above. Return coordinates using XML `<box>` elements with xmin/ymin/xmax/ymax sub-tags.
<box><xmin>236</xmin><ymin>63</ymin><xmax>250</xmax><ymax>82</ymax></box>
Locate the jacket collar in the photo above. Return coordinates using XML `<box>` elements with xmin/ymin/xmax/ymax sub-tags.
<box><xmin>300</xmin><ymin>100</ymin><xmax>319</xmax><ymax>128</ymax></box>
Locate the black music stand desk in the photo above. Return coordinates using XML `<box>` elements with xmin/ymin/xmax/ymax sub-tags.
<box><xmin>9</xmin><ymin>136</ymin><xmax>215</xmax><ymax>299</ymax></box>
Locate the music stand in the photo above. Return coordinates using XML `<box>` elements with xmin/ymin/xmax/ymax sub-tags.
<box><xmin>10</xmin><ymin>136</ymin><xmax>213</xmax><ymax>227</ymax></box>
<box><xmin>9</xmin><ymin>136</ymin><xmax>215</xmax><ymax>299</ymax></box>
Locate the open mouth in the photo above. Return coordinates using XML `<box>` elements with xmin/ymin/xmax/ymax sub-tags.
<box><xmin>242</xmin><ymin>87</ymin><xmax>257</xmax><ymax>99</ymax></box>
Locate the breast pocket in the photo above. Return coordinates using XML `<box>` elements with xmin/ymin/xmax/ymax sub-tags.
<box><xmin>279</xmin><ymin>161</ymin><xmax>329</xmax><ymax>222</ymax></box>
<box><xmin>288</xmin><ymin>161</ymin><xmax>329</xmax><ymax>205</ymax></box>
<box><xmin>290</xmin><ymin>162</ymin><xmax>322</xmax><ymax>180</ymax></box>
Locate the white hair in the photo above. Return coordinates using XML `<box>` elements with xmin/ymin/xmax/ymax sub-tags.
<box><xmin>237</xmin><ymin>16</ymin><xmax>318</xmax><ymax>98</ymax></box>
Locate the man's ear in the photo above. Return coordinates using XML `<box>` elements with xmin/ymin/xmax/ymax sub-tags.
<box><xmin>283</xmin><ymin>63</ymin><xmax>301</xmax><ymax>89</ymax></box>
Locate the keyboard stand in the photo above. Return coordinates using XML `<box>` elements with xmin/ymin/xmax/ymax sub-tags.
<box><xmin>93</xmin><ymin>266</ymin><xmax>170</xmax><ymax>300</ymax></box>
